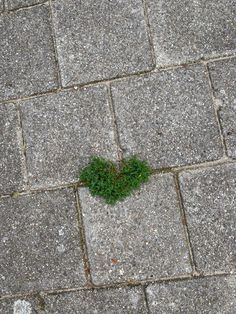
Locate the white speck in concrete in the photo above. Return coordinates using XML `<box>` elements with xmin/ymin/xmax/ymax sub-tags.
<box><xmin>57</xmin><ymin>244</ymin><xmax>65</xmax><ymax>253</ymax></box>
<box><xmin>13</xmin><ymin>300</ymin><xmax>32</xmax><ymax>314</ymax></box>
<box><xmin>230</xmin><ymin>148</ymin><xmax>236</xmax><ymax>157</ymax></box>
<box><xmin>58</xmin><ymin>227</ymin><xmax>65</xmax><ymax>236</ymax></box>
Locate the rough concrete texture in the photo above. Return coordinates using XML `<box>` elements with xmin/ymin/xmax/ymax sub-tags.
<box><xmin>147</xmin><ymin>0</ymin><xmax>236</xmax><ymax>66</ymax></box>
<box><xmin>7</xmin><ymin>0</ymin><xmax>45</xmax><ymax>10</ymax></box>
<box><xmin>0</xmin><ymin>297</ymin><xmax>42</xmax><ymax>314</ymax></box>
<box><xmin>0</xmin><ymin>0</ymin><xmax>3</xmax><ymax>12</ymax></box>
<box><xmin>179</xmin><ymin>163</ymin><xmax>236</xmax><ymax>273</ymax></box>
<box><xmin>0</xmin><ymin>189</ymin><xmax>86</xmax><ymax>294</ymax></box>
<box><xmin>111</xmin><ymin>64</ymin><xmax>223</xmax><ymax>168</ymax></box>
<box><xmin>208</xmin><ymin>57</ymin><xmax>236</xmax><ymax>157</ymax></box>
<box><xmin>147</xmin><ymin>275</ymin><xmax>236</xmax><ymax>314</ymax></box>
<box><xmin>51</xmin><ymin>0</ymin><xmax>154</xmax><ymax>86</ymax></box>
<box><xmin>0</xmin><ymin>4</ymin><xmax>57</xmax><ymax>100</ymax></box>
<box><xmin>45</xmin><ymin>286</ymin><xmax>147</xmax><ymax>314</ymax></box>
<box><xmin>79</xmin><ymin>174</ymin><xmax>191</xmax><ymax>285</ymax></box>
<box><xmin>20</xmin><ymin>86</ymin><xmax>117</xmax><ymax>188</ymax></box>
<box><xmin>0</xmin><ymin>104</ymin><xmax>25</xmax><ymax>194</ymax></box>
<box><xmin>0</xmin><ymin>0</ymin><xmax>235</xmax><ymax>311</ymax></box>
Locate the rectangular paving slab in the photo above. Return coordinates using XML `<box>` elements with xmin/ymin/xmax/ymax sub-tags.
<box><xmin>7</xmin><ymin>0</ymin><xmax>46</xmax><ymax>10</ymax></box>
<box><xmin>147</xmin><ymin>0</ymin><xmax>236</xmax><ymax>67</ymax></box>
<box><xmin>179</xmin><ymin>163</ymin><xmax>236</xmax><ymax>273</ymax></box>
<box><xmin>0</xmin><ymin>4</ymin><xmax>57</xmax><ymax>101</ymax></box>
<box><xmin>20</xmin><ymin>85</ymin><xmax>117</xmax><ymax>188</ymax></box>
<box><xmin>111</xmin><ymin>64</ymin><xmax>223</xmax><ymax>169</ymax></box>
<box><xmin>79</xmin><ymin>173</ymin><xmax>191</xmax><ymax>285</ymax></box>
<box><xmin>45</xmin><ymin>286</ymin><xmax>147</xmax><ymax>313</ymax></box>
<box><xmin>0</xmin><ymin>189</ymin><xmax>86</xmax><ymax>294</ymax></box>
<box><xmin>0</xmin><ymin>297</ymin><xmax>42</xmax><ymax>314</ymax></box>
<box><xmin>146</xmin><ymin>275</ymin><xmax>236</xmax><ymax>313</ymax></box>
<box><xmin>208</xmin><ymin>57</ymin><xmax>236</xmax><ymax>157</ymax></box>
<box><xmin>51</xmin><ymin>0</ymin><xmax>153</xmax><ymax>86</ymax></box>
<box><xmin>0</xmin><ymin>104</ymin><xmax>25</xmax><ymax>194</ymax></box>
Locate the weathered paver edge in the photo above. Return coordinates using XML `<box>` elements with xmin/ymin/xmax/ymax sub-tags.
<box><xmin>4</xmin><ymin>0</ymin><xmax>48</xmax><ymax>12</ymax></box>
<box><xmin>107</xmin><ymin>84</ymin><xmax>123</xmax><ymax>162</ymax></box>
<box><xmin>17</xmin><ymin>104</ymin><xmax>29</xmax><ymax>190</ymax></box>
<box><xmin>205</xmin><ymin>63</ymin><xmax>228</xmax><ymax>156</ymax></box>
<box><xmin>141</xmin><ymin>0</ymin><xmax>156</xmax><ymax>68</ymax></box>
<box><xmin>48</xmin><ymin>0</ymin><xmax>62</xmax><ymax>87</ymax></box>
<box><xmin>74</xmin><ymin>190</ymin><xmax>93</xmax><ymax>287</ymax></box>
<box><xmin>173</xmin><ymin>174</ymin><xmax>197</xmax><ymax>274</ymax></box>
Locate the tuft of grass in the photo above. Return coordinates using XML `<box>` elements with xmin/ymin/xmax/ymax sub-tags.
<box><xmin>79</xmin><ymin>156</ymin><xmax>151</xmax><ymax>205</ymax></box>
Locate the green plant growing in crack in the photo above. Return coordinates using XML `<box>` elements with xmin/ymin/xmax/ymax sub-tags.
<box><xmin>79</xmin><ymin>156</ymin><xmax>151</xmax><ymax>205</ymax></box>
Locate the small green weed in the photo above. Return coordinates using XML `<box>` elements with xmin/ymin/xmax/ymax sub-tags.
<box><xmin>79</xmin><ymin>156</ymin><xmax>151</xmax><ymax>205</ymax></box>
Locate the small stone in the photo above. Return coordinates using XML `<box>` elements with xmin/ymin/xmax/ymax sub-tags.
<box><xmin>179</xmin><ymin>163</ymin><xmax>236</xmax><ymax>272</ymax></box>
<box><xmin>0</xmin><ymin>298</ymin><xmax>40</xmax><ymax>314</ymax></box>
<box><xmin>146</xmin><ymin>275</ymin><xmax>236</xmax><ymax>313</ymax></box>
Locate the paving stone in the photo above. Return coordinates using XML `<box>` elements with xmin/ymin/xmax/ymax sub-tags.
<box><xmin>7</xmin><ymin>0</ymin><xmax>45</xmax><ymax>10</ymax></box>
<box><xmin>0</xmin><ymin>0</ymin><xmax>3</xmax><ymax>12</ymax></box>
<box><xmin>179</xmin><ymin>163</ymin><xmax>236</xmax><ymax>273</ymax></box>
<box><xmin>45</xmin><ymin>286</ymin><xmax>147</xmax><ymax>314</ymax></box>
<box><xmin>208</xmin><ymin>58</ymin><xmax>236</xmax><ymax>157</ymax></box>
<box><xmin>51</xmin><ymin>0</ymin><xmax>153</xmax><ymax>87</ymax></box>
<box><xmin>146</xmin><ymin>275</ymin><xmax>236</xmax><ymax>313</ymax></box>
<box><xmin>147</xmin><ymin>0</ymin><xmax>236</xmax><ymax>67</ymax></box>
<box><xmin>0</xmin><ymin>4</ymin><xmax>57</xmax><ymax>101</ymax></box>
<box><xmin>0</xmin><ymin>297</ymin><xmax>42</xmax><ymax>314</ymax></box>
<box><xmin>0</xmin><ymin>104</ymin><xmax>25</xmax><ymax>194</ymax></box>
<box><xmin>20</xmin><ymin>85</ymin><xmax>117</xmax><ymax>188</ymax></box>
<box><xmin>0</xmin><ymin>189</ymin><xmax>86</xmax><ymax>294</ymax></box>
<box><xmin>111</xmin><ymin>65</ymin><xmax>223</xmax><ymax>169</ymax></box>
<box><xmin>79</xmin><ymin>174</ymin><xmax>191</xmax><ymax>285</ymax></box>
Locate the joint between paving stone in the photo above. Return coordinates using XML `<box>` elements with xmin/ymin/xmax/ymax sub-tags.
<box><xmin>107</xmin><ymin>84</ymin><xmax>123</xmax><ymax>163</ymax></box>
<box><xmin>1</xmin><ymin>55</ymin><xmax>235</xmax><ymax>106</ymax></box>
<box><xmin>206</xmin><ymin>53</ymin><xmax>236</xmax><ymax>64</ymax></box>
<box><xmin>1</xmin><ymin>158</ymin><xmax>236</xmax><ymax>200</ymax></box>
<box><xmin>204</xmin><ymin>63</ymin><xmax>228</xmax><ymax>156</ymax></box>
<box><xmin>173</xmin><ymin>174</ymin><xmax>198</xmax><ymax>275</ymax></box>
<box><xmin>141</xmin><ymin>0</ymin><xmax>156</xmax><ymax>69</ymax></box>
<box><xmin>35</xmin><ymin>293</ymin><xmax>46</xmax><ymax>313</ymax></box>
<box><xmin>48</xmin><ymin>0</ymin><xmax>63</xmax><ymax>88</ymax></box>
<box><xmin>142</xmin><ymin>285</ymin><xmax>151</xmax><ymax>314</ymax></box>
<box><xmin>74</xmin><ymin>189</ymin><xmax>93</xmax><ymax>287</ymax></box>
<box><xmin>5</xmin><ymin>0</ymin><xmax>49</xmax><ymax>12</ymax></box>
<box><xmin>16</xmin><ymin>103</ymin><xmax>29</xmax><ymax>190</ymax></box>
<box><xmin>0</xmin><ymin>54</ymin><xmax>235</xmax><ymax>107</ymax></box>
<box><xmin>1</xmin><ymin>272</ymin><xmax>232</xmax><ymax>302</ymax></box>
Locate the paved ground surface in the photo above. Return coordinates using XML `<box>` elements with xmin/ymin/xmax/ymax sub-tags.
<box><xmin>0</xmin><ymin>1</ymin><xmax>236</xmax><ymax>313</ymax></box>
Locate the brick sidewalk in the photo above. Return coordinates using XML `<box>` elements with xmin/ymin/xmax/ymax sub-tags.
<box><xmin>0</xmin><ymin>1</ymin><xmax>235</xmax><ymax>313</ymax></box>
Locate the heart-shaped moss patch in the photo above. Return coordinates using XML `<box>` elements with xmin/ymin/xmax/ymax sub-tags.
<box><xmin>79</xmin><ymin>156</ymin><xmax>151</xmax><ymax>204</ymax></box>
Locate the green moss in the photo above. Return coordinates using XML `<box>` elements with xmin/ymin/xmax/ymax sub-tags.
<box><xmin>79</xmin><ymin>156</ymin><xmax>151</xmax><ymax>204</ymax></box>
